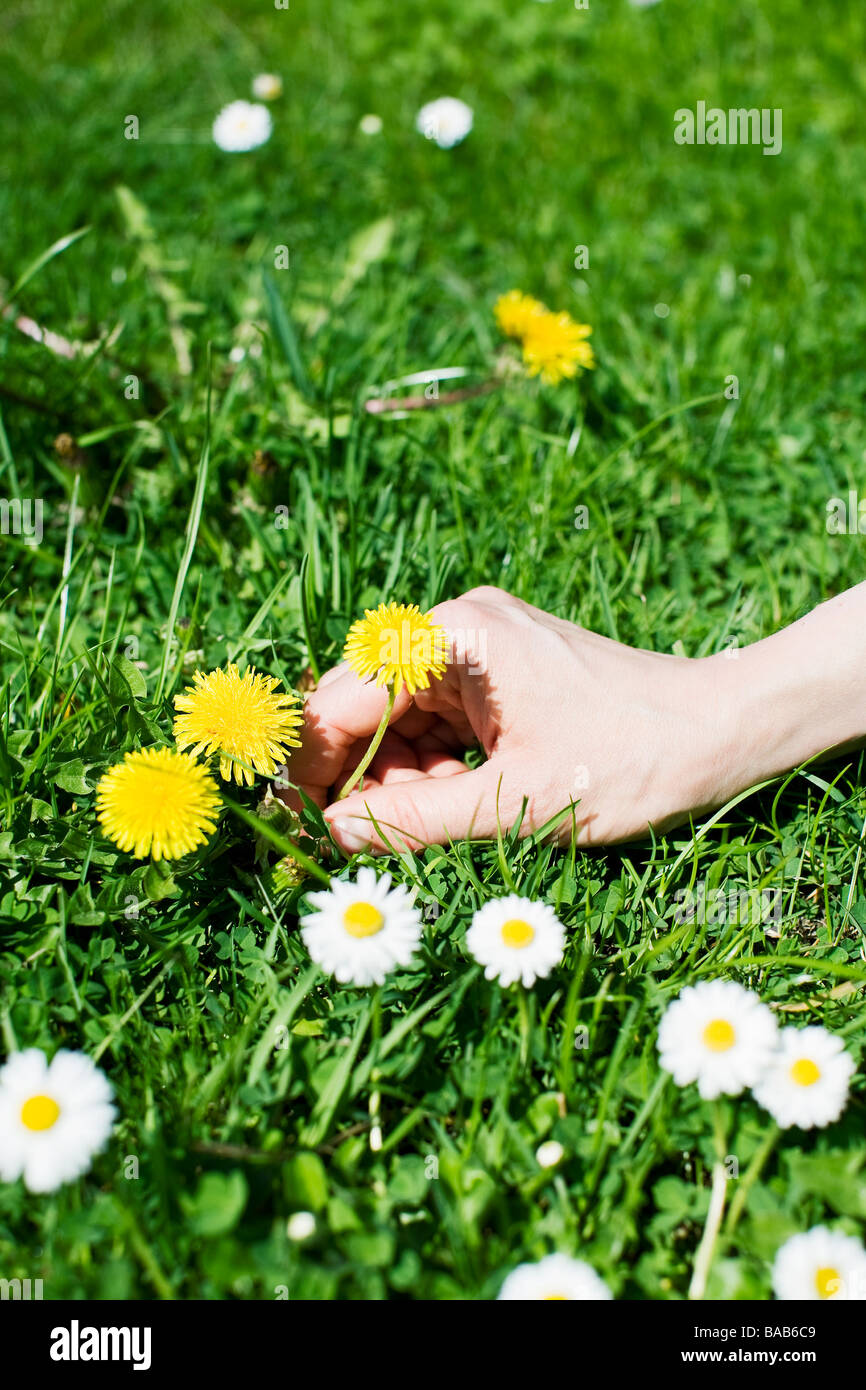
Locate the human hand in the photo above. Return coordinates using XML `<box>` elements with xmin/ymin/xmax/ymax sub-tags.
<box><xmin>283</xmin><ymin>585</ymin><xmax>752</xmax><ymax>855</ymax></box>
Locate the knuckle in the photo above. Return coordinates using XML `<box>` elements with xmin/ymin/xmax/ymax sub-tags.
<box><xmin>459</xmin><ymin>584</ymin><xmax>509</xmax><ymax>605</ymax></box>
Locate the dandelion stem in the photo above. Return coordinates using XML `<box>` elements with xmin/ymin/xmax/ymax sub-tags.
<box><xmin>338</xmin><ymin>686</ymin><xmax>396</xmax><ymax>800</ymax></box>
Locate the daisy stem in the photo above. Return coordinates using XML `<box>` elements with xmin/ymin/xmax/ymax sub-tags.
<box><xmin>338</xmin><ymin>685</ymin><xmax>396</xmax><ymax>801</ymax></box>
<box><xmin>116</xmin><ymin>1201</ymin><xmax>175</xmax><ymax>1300</ymax></box>
<box><xmin>724</xmin><ymin>1123</ymin><xmax>781</xmax><ymax>1236</ymax></box>
<box><xmin>687</xmin><ymin>1101</ymin><xmax>729</xmax><ymax>1301</ymax></box>
<box><xmin>369</xmin><ymin>985</ymin><xmax>383</xmax><ymax>1152</ymax></box>
<box><xmin>517</xmin><ymin>985</ymin><xmax>532</xmax><ymax>1069</ymax></box>
<box><xmin>688</xmin><ymin>1158</ymin><xmax>728</xmax><ymax>1301</ymax></box>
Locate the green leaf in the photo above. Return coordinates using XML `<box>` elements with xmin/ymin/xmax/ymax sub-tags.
<box><xmin>115</xmin><ymin>184</ymin><xmax>154</xmax><ymax>241</ymax></box>
<box><xmin>304</xmin><ymin>216</ymin><xmax>394</xmax><ymax>335</ymax></box>
<box><xmin>181</xmin><ymin>1171</ymin><xmax>248</xmax><ymax>1236</ymax></box>
<box><xmin>786</xmin><ymin>1150</ymin><xmax>866</xmax><ymax>1218</ymax></box>
<box><xmin>263</xmin><ymin>272</ymin><xmax>310</xmax><ymax>396</ymax></box>
<box><xmin>109</xmin><ymin>654</ymin><xmax>147</xmax><ymax>701</ymax></box>
<box><xmin>143</xmin><ymin>860</ymin><xmax>180</xmax><ymax>902</ymax></box>
<box><xmin>67</xmin><ymin>882</ymin><xmax>106</xmax><ymax>926</ymax></box>
<box><xmin>326</xmin><ymin>1195</ymin><xmax>361</xmax><ymax>1234</ymax></box>
<box><xmin>53</xmin><ymin>758</ymin><xmax>92</xmax><ymax>795</ymax></box>
<box><xmin>388</xmin><ymin>1155</ymin><xmax>429</xmax><ymax>1206</ymax></box>
<box><xmin>283</xmin><ymin>1152</ymin><xmax>329</xmax><ymax>1212</ymax></box>
<box><xmin>3</xmin><ymin>225</ymin><xmax>90</xmax><ymax>306</ymax></box>
<box><xmin>292</xmin><ymin>1018</ymin><xmax>325</xmax><ymax>1036</ymax></box>
<box><xmin>336</xmin><ymin>216</ymin><xmax>394</xmax><ymax>303</ymax></box>
<box><xmin>344</xmin><ymin>1230</ymin><xmax>395</xmax><ymax>1268</ymax></box>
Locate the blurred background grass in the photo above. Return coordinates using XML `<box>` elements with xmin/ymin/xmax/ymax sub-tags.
<box><xmin>2</xmin><ymin>0</ymin><xmax>865</xmax><ymax>651</ymax></box>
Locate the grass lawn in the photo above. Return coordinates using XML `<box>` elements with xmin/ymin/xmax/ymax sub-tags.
<box><xmin>1</xmin><ymin>0</ymin><xmax>866</xmax><ymax>1300</ymax></box>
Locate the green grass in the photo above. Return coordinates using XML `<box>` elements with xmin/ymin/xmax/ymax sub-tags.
<box><xmin>1</xmin><ymin>0</ymin><xmax>866</xmax><ymax>1300</ymax></box>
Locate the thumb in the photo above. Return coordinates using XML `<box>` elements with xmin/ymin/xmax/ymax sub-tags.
<box><xmin>325</xmin><ymin>762</ymin><xmax>507</xmax><ymax>854</ymax></box>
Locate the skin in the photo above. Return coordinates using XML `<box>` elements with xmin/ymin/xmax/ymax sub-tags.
<box><xmin>283</xmin><ymin>583</ymin><xmax>866</xmax><ymax>856</ymax></box>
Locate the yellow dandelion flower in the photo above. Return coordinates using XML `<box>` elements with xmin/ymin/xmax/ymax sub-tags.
<box><xmin>494</xmin><ymin>289</ymin><xmax>546</xmax><ymax>340</ymax></box>
<box><xmin>96</xmin><ymin>747</ymin><xmax>221</xmax><ymax>861</ymax></box>
<box><xmin>172</xmin><ymin>664</ymin><xmax>303</xmax><ymax>786</ymax></box>
<box><xmin>343</xmin><ymin>602</ymin><xmax>448</xmax><ymax>697</ymax></box>
<box><xmin>338</xmin><ymin>603</ymin><xmax>449</xmax><ymax>800</ymax></box>
<box><xmin>522</xmin><ymin>311</ymin><xmax>595</xmax><ymax>385</ymax></box>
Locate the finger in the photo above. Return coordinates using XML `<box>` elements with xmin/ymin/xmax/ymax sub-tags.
<box><xmin>368</xmin><ymin>731</ymin><xmax>420</xmax><ymax>782</ymax></box>
<box><xmin>416</xmin><ymin>749</ymin><xmax>467</xmax><ymax>777</ymax></box>
<box><xmin>390</xmin><ymin>705</ymin><xmax>441</xmax><ymax>739</ymax></box>
<box><xmin>372</xmin><ymin>734</ymin><xmax>465</xmax><ymax>784</ymax></box>
<box><xmin>279</xmin><ymin>773</ymin><xmax>383</xmax><ymax>814</ymax></box>
<box><xmin>316</xmin><ymin>661</ymin><xmax>350</xmax><ymax>690</ymax></box>
<box><xmin>411</xmin><ymin>719</ymin><xmax>467</xmax><ymax>753</ymax></box>
<box><xmin>287</xmin><ymin>666</ymin><xmax>415</xmax><ymax>789</ymax></box>
<box><xmin>324</xmin><ymin>761</ymin><xmax>506</xmax><ymax>854</ymax></box>
<box><xmin>375</xmin><ymin>766</ymin><xmax>428</xmax><ymax>785</ymax></box>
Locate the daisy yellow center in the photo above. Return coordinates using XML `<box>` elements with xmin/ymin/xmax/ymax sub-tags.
<box><xmin>343</xmin><ymin>902</ymin><xmax>385</xmax><ymax>938</ymax></box>
<box><xmin>21</xmin><ymin>1094</ymin><xmax>60</xmax><ymax>1131</ymax></box>
<box><xmin>702</xmin><ymin>1018</ymin><xmax>736</xmax><ymax>1052</ymax></box>
<box><xmin>815</xmin><ymin>1266</ymin><xmax>841</xmax><ymax>1299</ymax></box>
<box><xmin>543</xmin><ymin>1293</ymin><xmax>568</xmax><ymax>1300</ymax></box>
<box><xmin>501</xmin><ymin>918</ymin><xmax>535</xmax><ymax>949</ymax></box>
<box><xmin>790</xmin><ymin>1057</ymin><xmax>821</xmax><ymax>1087</ymax></box>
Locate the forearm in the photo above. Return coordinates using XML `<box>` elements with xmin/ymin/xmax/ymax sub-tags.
<box><xmin>711</xmin><ymin>582</ymin><xmax>866</xmax><ymax>788</ymax></box>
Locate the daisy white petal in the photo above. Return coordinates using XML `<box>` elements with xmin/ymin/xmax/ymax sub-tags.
<box><xmin>498</xmin><ymin>1253</ymin><xmax>612</xmax><ymax>1301</ymax></box>
<box><xmin>536</xmin><ymin>1140</ymin><xmax>564</xmax><ymax>1169</ymax></box>
<box><xmin>415</xmin><ymin>97</ymin><xmax>473</xmax><ymax>149</ymax></box>
<box><xmin>212</xmin><ymin>100</ymin><xmax>272</xmax><ymax>153</ymax></box>
<box><xmin>752</xmin><ymin>1026</ymin><xmax>855</xmax><ymax>1129</ymax></box>
<box><xmin>772</xmin><ymin>1226</ymin><xmax>866</xmax><ymax>1301</ymax></box>
<box><xmin>300</xmin><ymin>868</ymin><xmax>423</xmax><ymax>986</ymax></box>
<box><xmin>657</xmin><ymin>980</ymin><xmax>778</xmax><ymax>1099</ymax></box>
<box><xmin>0</xmin><ymin>1048</ymin><xmax>116</xmax><ymax>1193</ymax></box>
<box><xmin>466</xmin><ymin>895</ymin><xmax>565</xmax><ymax>988</ymax></box>
<box><xmin>286</xmin><ymin>1211</ymin><xmax>316</xmax><ymax>1241</ymax></box>
<box><xmin>252</xmin><ymin>73</ymin><xmax>282</xmax><ymax>101</ymax></box>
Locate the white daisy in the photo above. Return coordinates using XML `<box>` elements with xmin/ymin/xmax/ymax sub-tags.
<box><xmin>286</xmin><ymin>1211</ymin><xmax>316</xmax><ymax>1241</ymax></box>
<box><xmin>415</xmin><ymin>97</ymin><xmax>473</xmax><ymax>149</ymax></box>
<box><xmin>498</xmin><ymin>1253</ymin><xmax>612</xmax><ymax>1301</ymax></box>
<box><xmin>536</xmin><ymin>1140</ymin><xmax>564</xmax><ymax>1169</ymax></box>
<box><xmin>0</xmin><ymin>1048</ymin><xmax>116</xmax><ymax>1193</ymax></box>
<box><xmin>752</xmin><ymin>1026</ymin><xmax>855</xmax><ymax>1129</ymax></box>
<box><xmin>251</xmin><ymin>73</ymin><xmax>282</xmax><ymax>101</ymax></box>
<box><xmin>465</xmin><ymin>895</ymin><xmax>565</xmax><ymax>988</ymax></box>
<box><xmin>359</xmin><ymin>114</ymin><xmax>383</xmax><ymax>136</ymax></box>
<box><xmin>657</xmin><ymin>979</ymin><xmax>778</xmax><ymax>1099</ymax></box>
<box><xmin>300</xmin><ymin>867</ymin><xmax>423</xmax><ymax>986</ymax></box>
<box><xmin>212</xmin><ymin>100</ymin><xmax>272</xmax><ymax>153</ymax></box>
<box><xmin>772</xmin><ymin>1226</ymin><xmax>866</xmax><ymax>1301</ymax></box>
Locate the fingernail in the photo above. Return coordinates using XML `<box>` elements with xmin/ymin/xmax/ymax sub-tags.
<box><xmin>331</xmin><ymin>818</ymin><xmax>372</xmax><ymax>854</ymax></box>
